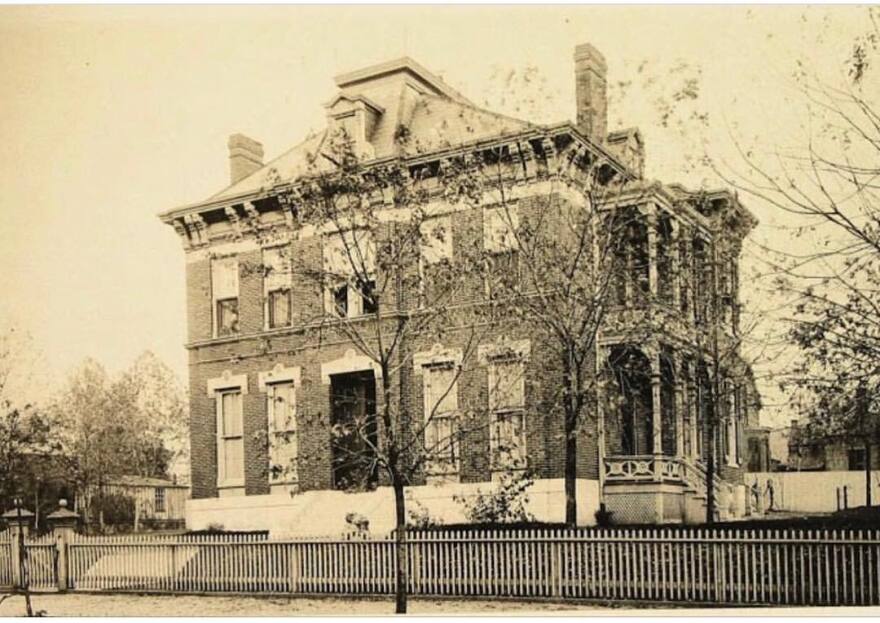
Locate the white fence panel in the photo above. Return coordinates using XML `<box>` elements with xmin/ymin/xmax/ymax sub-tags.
<box><xmin>747</xmin><ymin>471</ymin><xmax>880</xmax><ymax>513</ymax></box>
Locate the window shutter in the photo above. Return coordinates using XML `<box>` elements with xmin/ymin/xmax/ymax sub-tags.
<box><xmin>212</xmin><ymin>258</ymin><xmax>239</xmax><ymax>299</ymax></box>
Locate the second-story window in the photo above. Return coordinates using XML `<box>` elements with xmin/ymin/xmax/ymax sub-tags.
<box><xmin>212</xmin><ymin>257</ymin><xmax>239</xmax><ymax>337</ymax></box>
<box><xmin>323</xmin><ymin>230</ymin><xmax>376</xmax><ymax>318</ymax></box>
<box><xmin>484</xmin><ymin>206</ymin><xmax>520</xmax><ymax>298</ymax></box>
<box><xmin>263</xmin><ymin>247</ymin><xmax>292</xmax><ymax>329</ymax></box>
<box><xmin>419</xmin><ymin>216</ymin><xmax>453</xmax><ymax>306</ymax></box>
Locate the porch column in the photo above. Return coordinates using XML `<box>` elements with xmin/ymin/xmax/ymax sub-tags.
<box><xmin>674</xmin><ymin>363</ymin><xmax>685</xmax><ymax>458</ymax></box>
<box><xmin>647</xmin><ymin>209</ymin><xmax>658</xmax><ymax>299</ymax></box>
<box><xmin>649</xmin><ymin>350</ymin><xmax>663</xmax><ymax>457</ymax></box>
<box><xmin>671</xmin><ymin>220</ymin><xmax>681</xmax><ymax>309</ymax></box>
<box><xmin>687</xmin><ymin>360</ymin><xmax>699</xmax><ymax>459</ymax></box>
<box><xmin>685</xmin><ymin>234</ymin><xmax>695</xmax><ymax>323</ymax></box>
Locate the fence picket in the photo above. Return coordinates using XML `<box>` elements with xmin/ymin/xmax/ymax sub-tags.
<box><xmin>4</xmin><ymin>524</ymin><xmax>879</xmax><ymax>606</ymax></box>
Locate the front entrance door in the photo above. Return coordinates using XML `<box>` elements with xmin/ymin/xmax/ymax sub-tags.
<box><xmin>330</xmin><ymin>370</ymin><xmax>378</xmax><ymax>490</ymax></box>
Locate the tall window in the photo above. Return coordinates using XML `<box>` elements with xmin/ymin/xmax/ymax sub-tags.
<box><xmin>263</xmin><ymin>247</ymin><xmax>292</xmax><ymax>329</ymax></box>
<box><xmin>423</xmin><ymin>364</ymin><xmax>459</xmax><ymax>474</ymax></box>
<box><xmin>419</xmin><ymin>216</ymin><xmax>453</xmax><ymax>306</ymax></box>
<box><xmin>484</xmin><ymin>206</ymin><xmax>520</xmax><ymax>298</ymax></box>
<box><xmin>323</xmin><ymin>230</ymin><xmax>376</xmax><ymax>318</ymax></box>
<box><xmin>483</xmin><ymin>205</ymin><xmax>518</xmax><ymax>253</ymax></box>
<box><xmin>267</xmin><ymin>382</ymin><xmax>297</xmax><ymax>484</ymax></box>
<box><xmin>216</xmin><ymin>390</ymin><xmax>244</xmax><ymax>487</ymax></box>
<box><xmin>212</xmin><ymin>257</ymin><xmax>240</xmax><ymax>337</ymax></box>
<box><xmin>489</xmin><ymin>358</ymin><xmax>527</xmax><ymax>470</ymax></box>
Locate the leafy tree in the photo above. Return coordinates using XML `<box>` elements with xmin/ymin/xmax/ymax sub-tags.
<box><xmin>0</xmin><ymin>326</ymin><xmax>62</xmax><ymax>519</ymax></box>
<box><xmin>53</xmin><ymin>354</ymin><xmax>187</xmax><ymax>527</ymax></box>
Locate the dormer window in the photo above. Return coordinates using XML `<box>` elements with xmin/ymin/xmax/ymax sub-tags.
<box><xmin>324</xmin><ymin>94</ymin><xmax>384</xmax><ymax>160</ymax></box>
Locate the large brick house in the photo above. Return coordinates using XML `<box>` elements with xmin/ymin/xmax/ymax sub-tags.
<box><xmin>160</xmin><ymin>43</ymin><xmax>759</xmax><ymax>533</ymax></box>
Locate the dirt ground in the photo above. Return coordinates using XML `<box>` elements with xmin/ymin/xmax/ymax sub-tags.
<box><xmin>1</xmin><ymin>592</ymin><xmax>864</xmax><ymax>617</ymax></box>
<box><xmin>0</xmin><ymin>592</ymin><xmax>620</xmax><ymax>617</ymax></box>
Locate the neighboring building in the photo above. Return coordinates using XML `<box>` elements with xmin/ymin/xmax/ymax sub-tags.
<box><xmin>786</xmin><ymin>420</ymin><xmax>880</xmax><ymax>472</ymax></box>
<box><xmin>79</xmin><ymin>476</ymin><xmax>189</xmax><ymax>529</ymax></box>
<box><xmin>161</xmin><ymin>43</ymin><xmax>759</xmax><ymax>532</ymax></box>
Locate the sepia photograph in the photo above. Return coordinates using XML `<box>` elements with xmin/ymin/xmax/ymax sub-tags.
<box><xmin>0</xmin><ymin>3</ymin><xmax>879</xmax><ymax>617</ymax></box>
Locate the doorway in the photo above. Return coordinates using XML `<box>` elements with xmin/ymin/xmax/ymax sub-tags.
<box><xmin>330</xmin><ymin>370</ymin><xmax>378</xmax><ymax>490</ymax></box>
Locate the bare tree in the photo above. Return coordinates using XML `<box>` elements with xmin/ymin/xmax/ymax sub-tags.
<box><xmin>716</xmin><ymin>7</ymin><xmax>880</xmax><ymax>505</ymax></box>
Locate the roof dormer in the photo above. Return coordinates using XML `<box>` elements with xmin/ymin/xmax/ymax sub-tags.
<box><xmin>324</xmin><ymin>93</ymin><xmax>385</xmax><ymax>159</ymax></box>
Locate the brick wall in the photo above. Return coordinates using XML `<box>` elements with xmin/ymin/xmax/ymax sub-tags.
<box><xmin>183</xmin><ymin>192</ymin><xmax>642</xmax><ymax>499</ymax></box>
<box><xmin>186</xmin><ymin>259</ymin><xmax>212</xmax><ymax>343</ymax></box>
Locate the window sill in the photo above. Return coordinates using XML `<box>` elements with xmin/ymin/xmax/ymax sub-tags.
<box><xmin>217</xmin><ymin>481</ymin><xmax>245</xmax><ymax>489</ymax></box>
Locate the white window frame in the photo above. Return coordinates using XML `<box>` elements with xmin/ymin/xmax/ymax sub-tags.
<box><xmin>421</xmin><ymin>363</ymin><xmax>460</xmax><ymax>476</ymax></box>
<box><xmin>263</xmin><ymin>246</ymin><xmax>293</xmax><ymax>330</ymax></box>
<box><xmin>488</xmin><ymin>357</ymin><xmax>527</xmax><ymax>472</ymax></box>
<box><xmin>322</xmin><ymin>230</ymin><xmax>376</xmax><ymax>319</ymax></box>
<box><xmin>211</xmin><ymin>256</ymin><xmax>240</xmax><ymax>338</ymax></box>
<box><xmin>216</xmin><ymin>389</ymin><xmax>245</xmax><ymax>488</ymax></box>
<box><xmin>483</xmin><ymin>205</ymin><xmax>519</xmax><ymax>254</ymax></box>
<box><xmin>418</xmin><ymin>215</ymin><xmax>454</xmax><ymax>308</ymax></box>
<box><xmin>266</xmin><ymin>381</ymin><xmax>298</xmax><ymax>485</ymax></box>
<box><xmin>154</xmin><ymin>487</ymin><xmax>166</xmax><ymax>514</ymax></box>
<box><xmin>258</xmin><ymin>365</ymin><xmax>302</xmax><ymax>489</ymax></box>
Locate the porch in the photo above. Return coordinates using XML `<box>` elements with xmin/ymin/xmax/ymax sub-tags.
<box><xmin>599</xmin><ymin>344</ymin><xmax>746</xmax><ymax>524</ymax></box>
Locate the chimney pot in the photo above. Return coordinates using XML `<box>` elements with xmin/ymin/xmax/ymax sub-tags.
<box><xmin>228</xmin><ymin>133</ymin><xmax>264</xmax><ymax>185</ymax></box>
<box><xmin>574</xmin><ymin>43</ymin><xmax>608</xmax><ymax>144</ymax></box>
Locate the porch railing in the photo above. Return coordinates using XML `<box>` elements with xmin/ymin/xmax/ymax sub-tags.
<box><xmin>603</xmin><ymin>455</ymin><xmax>723</xmax><ymax>499</ymax></box>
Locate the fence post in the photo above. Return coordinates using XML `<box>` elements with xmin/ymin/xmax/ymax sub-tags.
<box><xmin>47</xmin><ymin>499</ymin><xmax>80</xmax><ymax>592</ymax></box>
<box><xmin>1</xmin><ymin>506</ymin><xmax>34</xmax><ymax>588</ymax></box>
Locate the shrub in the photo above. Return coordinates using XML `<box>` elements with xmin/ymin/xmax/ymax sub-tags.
<box><xmin>454</xmin><ymin>471</ymin><xmax>535</xmax><ymax>524</ymax></box>
<box><xmin>89</xmin><ymin>492</ymin><xmax>135</xmax><ymax>528</ymax></box>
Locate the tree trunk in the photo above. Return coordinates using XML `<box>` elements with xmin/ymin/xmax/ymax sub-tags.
<box><xmin>565</xmin><ymin>413</ymin><xmax>578</xmax><ymax>527</ymax></box>
<box><xmin>562</xmin><ymin>349</ymin><xmax>578</xmax><ymax>527</ymax></box>
<box><xmin>706</xmin><ymin>419</ymin><xmax>716</xmax><ymax>524</ymax></box>
<box><xmin>866</xmin><ymin>440</ymin><xmax>872</xmax><ymax>508</ymax></box>
<box><xmin>392</xmin><ymin>479</ymin><xmax>408</xmax><ymax>614</ymax></box>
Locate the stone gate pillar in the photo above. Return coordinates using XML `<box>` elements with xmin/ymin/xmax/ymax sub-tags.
<box><xmin>2</xmin><ymin>505</ymin><xmax>34</xmax><ymax>588</ymax></box>
<box><xmin>47</xmin><ymin>500</ymin><xmax>79</xmax><ymax>592</ymax></box>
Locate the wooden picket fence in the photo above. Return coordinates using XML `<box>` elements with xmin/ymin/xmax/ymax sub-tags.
<box><xmin>5</xmin><ymin>527</ymin><xmax>880</xmax><ymax>606</ymax></box>
<box><xmin>0</xmin><ymin>531</ymin><xmax>13</xmax><ymax>589</ymax></box>
<box><xmin>23</xmin><ymin>533</ymin><xmax>58</xmax><ymax>592</ymax></box>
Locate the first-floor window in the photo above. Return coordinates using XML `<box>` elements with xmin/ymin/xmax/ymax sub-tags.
<box><xmin>423</xmin><ymin>364</ymin><xmax>459</xmax><ymax>474</ymax></box>
<box><xmin>154</xmin><ymin>487</ymin><xmax>166</xmax><ymax>513</ymax></box>
<box><xmin>217</xmin><ymin>389</ymin><xmax>244</xmax><ymax>486</ymax></box>
<box><xmin>489</xmin><ymin>358</ymin><xmax>527</xmax><ymax>470</ymax></box>
<box><xmin>267</xmin><ymin>382</ymin><xmax>297</xmax><ymax>483</ymax></box>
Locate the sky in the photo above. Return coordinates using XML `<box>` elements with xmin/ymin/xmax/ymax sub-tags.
<box><xmin>0</xmin><ymin>5</ymin><xmax>870</xmax><ymax>425</ymax></box>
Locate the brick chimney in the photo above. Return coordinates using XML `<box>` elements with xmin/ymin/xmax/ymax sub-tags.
<box><xmin>228</xmin><ymin>133</ymin><xmax>264</xmax><ymax>185</ymax></box>
<box><xmin>574</xmin><ymin>43</ymin><xmax>608</xmax><ymax>144</ymax></box>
